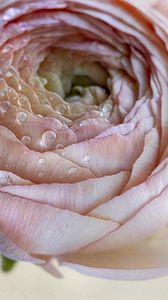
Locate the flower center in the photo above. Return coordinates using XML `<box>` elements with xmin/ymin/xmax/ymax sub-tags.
<box><xmin>37</xmin><ymin>48</ymin><xmax>110</xmax><ymax>106</ymax></box>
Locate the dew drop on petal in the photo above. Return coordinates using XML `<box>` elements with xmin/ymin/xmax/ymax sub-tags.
<box><xmin>56</xmin><ymin>143</ymin><xmax>64</xmax><ymax>149</ymax></box>
<box><xmin>5</xmin><ymin>71</ymin><xmax>13</xmax><ymax>78</ymax></box>
<box><xmin>79</xmin><ymin>122</ymin><xmax>84</xmax><ymax>128</ymax></box>
<box><xmin>61</xmin><ymin>151</ymin><xmax>65</xmax><ymax>157</ymax></box>
<box><xmin>68</xmin><ymin>167</ymin><xmax>77</xmax><ymax>175</ymax></box>
<box><xmin>40</xmin><ymin>78</ymin><xmax>48</xmax><ymax>85</ymax></box>
<box><xmin>0</xmin><ymin>91</ymin><xmax>6</xmax><ymax>97</ymax></box>
<box><xmin>0</xmin><ymin>178</ymin><xmax>7</xmax><ymax>185</ymax></box>
<box><xmin>60</xmin><ymin>105</ymin><xmax>67</xmax><ymax>114</ymax></box>
<box><xmin>84</xmin><ymin>155</ymin><xmax>91</xmax><ymax>162</ymax></box>
<box><xmin>38</xmin><ymin>171</ymin><xmax>45</xmax><ymax>177</ymax></box>
<box><xmin>38</xmin><ymin>157</ymin><xmax>46</xmax><ymax>165</ymax></box>
<box><xmin>18</xmin><ymin>95</ymin><xmax>27</xmax><ymax>106</ymax></box>
<box><xmin>3</xmin><ymin>8</ymin><xmax>21</xmax><ymax>21</ymax></box>
<box><xmin>17</xmin><ymin>111</ymin><xmax>28</xmax><ymax>123</ymax></box>
<box><xmin>18</xmin><ymin>84</ymin><xmax>22</xmax><ymax>91</ymax></box>
<box><xmin>101</xmin><ymin>103</ymin><xmax>112</xmax><ymax>114</ymax></box>
<box><xmin>97</xmin><ymin>44</ymin><xmax>105</xmax><ymax>51</ymax></box>
<box><xmin>0</xmin><ymin>176</ymin><xmax>13</xmax><ymax>186</ymax></box>
<box><xmin>41</xmin><ymin>130</ymin><xmax>57</xmax><ymax>149</ymax></box>
<box><xmin>21</xmin><ymin>135</ymin><xmax>32</xmax><ymax>146</ymax></box>
<box><xmin>1</xmin><ymin>101</ymin><xmax>11</xmax><ymax>112</ymax></box>
<box><xmin>2</xmin><ymin>44</ymin><xmax>13</xmax><ymax>54</ymax></box>
<box><xmin>23</xmin><ymin>55</ymin><xmax>28</xmax><ymax>61</ymax></box>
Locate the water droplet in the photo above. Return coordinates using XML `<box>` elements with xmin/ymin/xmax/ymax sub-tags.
<box><xmin>97</xmin><ymin>44</ymin><xmax>104</xmax><ymax>51</ymax></box>
<box><xmin>84</xmin><ymin>155</ymin><xmax>91</xmax><ymax>162</ymax></box>
<box><xmin>99</xmin><ymin>112</ymin><xmax>104</xmax><ymax>117</ymax></box>
<box><xmin>1</xmin><ymin>101</ymin><xmax>11</xmax><ymax>112</ymax></box>
<box><xmin>0</xmin><ymin>176</ymin><xmax>13</xmax><ymax>186</ymax></box>
<box><xmin>60</xmin><ymin>105</ymin><xmax>67</xmax><ymax>114</ymax></box>
<box><xmin>22</xmin><ymin>161</ymin><xmax>26</xmax><ymax>166</ymax></box>
<box><xmin>39</xmin><ymin>171</ymin><xmax>45</xmax><ymax>177</ymax></box>
<box><xmin>79</xmin><ymin>122</ymin><xmax>84</xmax><ymax>128</ymax></box>
<box><xmin>38</xmin><ymin>157</ymin><xmax>46</xmax><ymax>165</ymax></box>
<box><xmin>0</xmin><ymin>90</ymin><xmax>6</xmax><ymax>97</ymax></box>
<box><xmin>0</xmin><ymin>178</ymin><xmax>7</xmax><ymax>185</ymax></box>
<box><xmin>18</xmin><ymin>95</ymin><xmax>27</xmax><ymax>106</ymax></box>
<box><xmin>68</xmin><ymin>167</ymin><xmax>77</xmax><ymax>175</ymax></box>
<box><xmin>41</xmin><ymin>130</ymin><xmax>57</xmax><ymax>149</ymax></box>
<box><xmin>18</xmin><ymin>84</ymin><xmax>22</xmax><ymax>91</ymax></box>
<box><xmin>56</xmin><ymin>144</ymin><xmax>64</xmax><ymax>149</ymax></box>
<box><xmin>2</xmin><ymin>44</ymin><xmax>13</xmax><ymax>54</ymax></box>
<box><xmin>40</xmin><ymin>77</ymin><xmax>48</xmax><ymax>85</ymax></box>
<box><xmin>3</xmin><ymin>8</ymin><xmax>21</xmax><ymax>21</ymax></box>
<box><xmin>23</xmin><ymin>55</ymin><xmax>28</xmax><ymax>61</ymax></box>
<box><xmin>5</xmin><ymin>71</ymin><xmax>12</xmax><ymax>78</ymax></box>
<box><xmin>17</xmin><ymin>111</ymin><xmax>28</xmax><ymax>123</ymax></box>
<box><xmin>101</xmin><ymin>103</ymin><xmax>112</xmax><ymax>114</ymax></box>
<box><xmin>21</xmin><ymin>135</ymin><xmax>32</xmax><ymax>146</ymax></box>
<box><xmin>22</xmin><ymin>38</ymin><xmax>28</xmax><ymax>44</ymax></box>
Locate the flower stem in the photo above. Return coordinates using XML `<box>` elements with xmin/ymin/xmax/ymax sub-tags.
<box><xmin>1</xmin><ymin>256</ymin><xmax>17</xmax><ymax>272</ymax></box>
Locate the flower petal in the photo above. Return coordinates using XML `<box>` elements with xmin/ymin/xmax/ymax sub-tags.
<box><xmin>60</xmin><ymin>228</ymin><xmax>168</xmax><ymax>280</ymax></box>
<box><xmin>0</xmin><ymin>171</ymin><xmax>129</xmax><ymax>214</ymax></box>
<box><xmin>0</xmin><ymin>192</ymin><xmax>119</xmax><ymax>255</ymax></box>
<box><xmin>0</xmin><ymin>231</ymin><xmax>43</xmax><ymax>264</ymax></box>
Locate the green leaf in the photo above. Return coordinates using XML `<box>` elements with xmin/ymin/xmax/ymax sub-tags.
<box><xmin>1</xmin><ymin>256</ymin><xmax>17</xmax><ymax>272</ymax></box>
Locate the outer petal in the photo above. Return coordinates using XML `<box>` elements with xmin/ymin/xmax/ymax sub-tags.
<box><xmin>0</xmin><ymin>232</ymin><xmax>43</xmax><ymax>264</ymax></box>
<box><xmin>83</xmin><ymin>185</ymin><xmax>168</xmax><ymax>253</ymax></box>
<box><xmin>59</xmin><ymin>228</ymin><xmax>168</xmax><ymax>280</ymax></box>
<box><xmin>0</xmin><ymin>192</ymin><xmax>119</xmax><ymax>255</ymax></box>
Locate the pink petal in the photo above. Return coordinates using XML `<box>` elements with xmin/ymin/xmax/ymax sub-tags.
<box><xmin>0</xmin><ymin>171</ymin><xmax>129</xmax><ymax>214</ymax></box>
<box><xmin>89</xmin><ymin>158</ymin><xmax>168</xmax><ymax>223</ymax></box>
<box><xmin>124</xmin><ymin>128</ymin><xmax>159</xmax><ymax>190</ymax></box>
<box><xmin>0</xmin><ymin>129</ymin><xmax>94</xmax><ymax>183</ymax></box>
<box><xmin>0</xmin><ymin>192</ymin><xmax>119</xmax><ymax>255</ymax></box>
<box><xmin>154</xmin><ymin>1</ymin><xmax>168</xmax><ymax>17</ymax></box>
<box><xmin>0</xmin><ymin>231</ymin><xmax>43</xmax><ymax>264</ymax></box>
<box><xmin>57</xmin><ymin>119</ymin><xmax>153</xmax><ymax>177</ymax></box>
<box><xmin>84</xmin><ymin>184</ymin><xmax>168</xmax><ymax>253</ymax></box>
<box><xmin>60</xmin><ymin>228</ymin><xmax>168</xmax><ymax>280</ymax></box>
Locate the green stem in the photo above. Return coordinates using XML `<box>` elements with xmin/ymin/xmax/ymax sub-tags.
<box><xmin>1</xmin><ymin>255</ymin><xmax>17</xmax><ymax>272</ymax></box>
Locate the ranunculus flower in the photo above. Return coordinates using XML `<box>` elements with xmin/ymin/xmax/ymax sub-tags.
<box><xmin>1</xmin><ymin>0</ymin><xmax>168</xmax><ymax>280</ymax></box>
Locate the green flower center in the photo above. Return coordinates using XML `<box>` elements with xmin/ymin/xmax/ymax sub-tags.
<box><xmin>37</xmin><ymin>48</ymin><xmax>109</xmax><ymax>106</ymax></box>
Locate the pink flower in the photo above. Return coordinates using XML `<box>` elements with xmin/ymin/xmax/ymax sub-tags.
<box><xmin>0</xmin><ymin>0</ymin><xmax>168</xmax><ymax>280</ymax></box>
